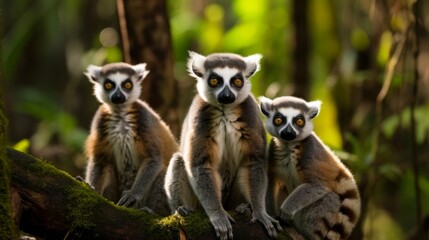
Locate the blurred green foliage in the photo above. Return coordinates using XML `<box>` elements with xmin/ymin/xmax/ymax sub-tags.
<box><xmin>169</xmin><ymin>0</ymin><xmax>343</xmax><ymax>147</ymax></box>
<box><xmin>383</xmin><ymin>105</ymin><xmax>429</xmax><ymax>144</ymax></box>
<box><xmin>14</xmin><ymin>87</ymin><xmax>87</xmax><ymax>152</ymax></box>
<box><xmin>2</xmin><ymin>0</ymin><xmax>429</xmax><ymax>239</ymax></box>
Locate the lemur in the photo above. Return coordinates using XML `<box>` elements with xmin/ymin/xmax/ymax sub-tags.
<box><xmin>259</xmin><ymin>96</ymin><xmax>361</xmax><ymax>240</ymax></box>
<box><xmin>164</xmin><ymin>52</ymin><xmax>281</xmax><ymax>240</ymax></box>
<box><xmin>84</xmin><ymin>62</ymin><xmax>178</xmax><ymax>216</ymax></box>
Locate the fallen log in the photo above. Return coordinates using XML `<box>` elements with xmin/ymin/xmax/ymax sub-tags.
<box><xmin>7</xmin><ymin>148</ymin><xmax>292</xmax><ymax>239</ymax></box>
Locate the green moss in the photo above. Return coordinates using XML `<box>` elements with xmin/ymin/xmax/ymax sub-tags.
<box><xmin>155</xmin><ymin>214</ymin><xmax>181</xmax><ymax>229</ymax></box>
<box><xmin>181</xmin><ymin>211</ymin><xmax>213</xmax><ymax>238</ymax></box>
<box><xmin>64</xmin><ymin>181</ymin><xmax>101</xmax><ymax>230</ymax></box>
<box><xmin>150</xmin><ymin>214</ymin><xmax>181</xmax><ymax>239</ymax></box>
<box><xmin>63</xmin><ymin>183</ymin><xmax>180</xmax><ymax>239</ymax></box>
<box><xmin>28</xmin><ymin>159</ymin><xmax>71</xmax><ymax>178</ymax></box>
<box><xmin>25</xmin><ymin>157</ymin><xmax>77</xmax><ymax>194</ymax></box>
<box><xmin>0</xmin><ymin>158</ymin><xmax>18</xmax><ymax>239</ymax></box>
<box><xmin>0</xmin><ymin>37</ymin><xmax>19</xmax><ymax>238</ymax></box>
<box><xmin>121</xmin><ymin>208</ymin><xmax>180</xmax><ymax>240</ymax></box>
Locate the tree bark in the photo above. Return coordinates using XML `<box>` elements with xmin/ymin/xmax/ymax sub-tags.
<box><xmin>291</xmin><ymin>0</ymin><xmax>310</xmax><ymax>99</ymax></box>
<box><xmin>116</xmin><ymin>0</ymin><xmax>179</xmax><ymax>136</ymax></box>
<box><xmin>7</xmin><ymin>148</ymin><xmax>292</xmax><ymax>239</ymax></box>
<box><xmin>0</xmin><ymin>59</ymin><xmax>19</xmax><ymax>238</ymax></box>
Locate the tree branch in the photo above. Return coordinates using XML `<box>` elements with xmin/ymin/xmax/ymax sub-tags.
<box><xmin>7</xmin><ymin>148</ymin><xmax>291</xmax><ymax>239</ymax></box>
<box><xmin>116</xmin><ymin>0</ymin><xmax>179</xmax><ymax>135</ymax></box>
<box><xmin>411</xmin><ymin>0</ymin><xmax>422</xmax><ymax>224</ymax></box>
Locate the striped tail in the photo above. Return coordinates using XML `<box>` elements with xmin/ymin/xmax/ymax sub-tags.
<box><xmin>325</xmin><ymin>173</ymin><xmax>361</xmax><ymax>240</ymax></box>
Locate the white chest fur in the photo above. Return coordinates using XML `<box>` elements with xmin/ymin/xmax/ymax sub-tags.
<box><xmin>211</xmin><ymin>107</ymin><xmax>244</xmax><ymax>182</ymax></box>
<box><xmin>273</xmin><ymin>140</ymin><xmax>301</xmax><ymax>193</ymax></box>
<box><xmin>106</xmin><ymin>110</ymin><xmax>138</xmax><ymax>175</ymax></box>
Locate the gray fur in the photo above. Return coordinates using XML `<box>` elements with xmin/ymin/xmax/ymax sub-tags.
<box><xmin>271</xmin><ymin>96</ymin><xmax>310</xmax><ymax>113</ymax></box>
<box><xmin>204</xmin><ymin>53</ymin><xmax>247</xmax><ymax>70</ymax></box>
<box><xmin>100</xmin><ymin>62</ymin><xmax>137</xmax><ymax>76</ymax></box>
<box><xmin>165</xmin><ymin>52</ymin><xmax>281</xmax><ymax>240</ymax></box>
<box><xmin>84</xmin><ymin>63</ymin><xmax>177</xmax><ymax>216</ymax></box>
<box><xmin>261</xmin><ymin>96</ymin><xmax>361</xmax><ymax>240</ymax></box>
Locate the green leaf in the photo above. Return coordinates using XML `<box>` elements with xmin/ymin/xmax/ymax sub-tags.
<box><xmin>377</xmin><ymin>31</ymin><xmax>393</xmax><ymax>67</ymax></box>
<box><xmin>12</xmin><ymin>139</ymin><xmax>30</xmax><ymax>153</ymax></box>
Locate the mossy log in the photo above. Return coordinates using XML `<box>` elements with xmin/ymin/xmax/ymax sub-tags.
<box><xmin>7</xmin><ymin>148</ymin><xmax>292</xmax><ymax>239</ymax></box>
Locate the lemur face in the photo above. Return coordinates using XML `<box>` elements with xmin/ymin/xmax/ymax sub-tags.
<box><xmin>187</xmin><ymin>51</ymin><xmax>262</xmax><ymax>107</ymax></box>
<box><xmin>259</xmin><ymin>96</ymin><xmax>321</xmax><ymax>142</ymax></box>
<box><xmin>85</xmin><ymin>63</ymin><xmax>149</xmax><ymax>106</ymax></box>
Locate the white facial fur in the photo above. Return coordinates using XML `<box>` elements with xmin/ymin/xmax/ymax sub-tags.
<box><xmin>85</xmin><ymin>63</ymin><xmax>149</xmax><ymax>107</ymax></box>
<box><xmin>195</xmin><ymin>67</ymin><xmax>251</xmax><ymax>107</ymax></box>
<box><xmin>97</xmin><ymin>73</ymin><xmax>139</xmax><ymax>105</ymax></box>
<box><xmin>277</xmin><ymin>107</ymin><xmax>314</xmax><ymax>142</ymax></box>
<box><xmin>259</xmin><ymin>96</ymin><xmax>321</xmax><ymax>143</ymax></box>
<box><xmin>188</xmin><ymin>51</ymin><xmax>262</xmax><ymax>108</ymax></box>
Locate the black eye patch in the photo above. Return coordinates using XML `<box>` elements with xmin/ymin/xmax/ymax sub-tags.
<box><xmin>230</xmin><ymin>73</ymin><xmax>244</xmax><ymax>89</ymax></box>
<box><xmin>207</xmin><ymin>72</ymin><xmax>223</xmax><ymax>88</ymax></box>
<box><xmin>273</xmin><ymin>113</ymin><xmax>286</xmax><ymax>126</ymax></box>
<box><xmin>103</xmin><ymin>79</ymin><xmax>116</xmax><ymax>91</ymax></box>
<box><xmin>293</xmin><ymin>115</ymin><xmax>306</xmax><ymax>128</ymax></box>
<box><xmin>121</xmin><ymin>79</ymin><xmax>133</xmax><ymax>92</ymax></box>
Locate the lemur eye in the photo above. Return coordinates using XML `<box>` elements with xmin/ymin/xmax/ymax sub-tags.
<box><xmin>209</xmin><ymin>78</ymin><xmax>219</xmax><ymax>87</ymax></box>
<box><xmin>104</xmin><ymin>82</ymin><xmax>114</xmax><ymax>91</ymax></box>
<box><xmin>273</xmin><ymin>117</ymin><xmax>283</xmax><ymax>126</ymax></box>
<box><xmin>123</xmin><ymin>81</ymin><xmax>133</xmax><ymax>89</ymax></box>
<box><xmin>295</xmin><ymin>117</ymin><xmax>305</xmax><ymax>127</ymax></box>
<box><xmin>232</xmin><ymin>78</ymin><xmax>243</xmax><ymax>88</ymax></box>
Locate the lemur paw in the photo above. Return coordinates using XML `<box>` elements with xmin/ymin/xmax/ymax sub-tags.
<box><xmin>140</xmin><ymin>206</ymin><xmax>156</xmax><ymax>215</ymax></box>
<box><xmin>210</xmin><ymin>212</ymin><xmax>235</xmax><ymax>240</ymax></box>
<box><xmin>75</xmin><ymin>175</ymin><xmax>84</xmax><ymax>182</ymax></box>
<box><xmin>176</xmin><ymin>206</ymin><xmax>194</xmax><ymax>216</ymax></box>
<box><xmin>74</xmin><ymin>176</ymin><xmax>95</xmax><ymax>189</ymax></box>
<box><xmin>117</xmin><ymin>190</ymin><xmax>139</xmax><ymax>207</ymax></box>
<box><xmin>279</xmin><ymin>209</ymin><xmax>294</xmax><ymax>222</ymax></box>
<box><xmin>252</xmin><ymin>211</ymin><xmax>283</xmax><ymax>239</ymax></box>
<box><xmin>235</xmin><ymin>203</ymin><xmax>251</xmax><ymax>214</ymax></box>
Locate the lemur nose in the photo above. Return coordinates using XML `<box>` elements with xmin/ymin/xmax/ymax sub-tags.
<box><xmin>111</xmin><ymin>90</ymin><xmax>126</xmax><ymax>104</ymax></box>
<box><xmin>218</xmin><ymin>86</ymin><xmax>235</xmax><ymax>104</ymax></box>
<box><xmin>281</xmin><ymin>125</ymin><xmax>296</xmax><ymax>141</ymax></box>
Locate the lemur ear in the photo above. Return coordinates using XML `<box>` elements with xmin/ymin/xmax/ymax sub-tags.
<box><xmin>187</xmin><ymin>51</ymin><xmax>206</xmax><ymax>78</ymax></box>
<box><xmin>307</xmin><ymin>100</ymin><xmax>322</xmax><ymax>119</ymax></box>
<box><xmin>133</xmin><ymin>63</ymin><xmax>150</xmax><ymax>82</ymax></box>
<box><xmin>258</xmin><ymin>96</ymin><xmax>273</xmax><ymax>117</ymax></box>
<box><xmin>244</xmin><ymin>54</ymin><xmax>262</xmax><ymax>78</ymax></box>
<box><xmin>85</xmin><ymin>65</ymin><xmax>102</xmax><ymax>83</ymax></box>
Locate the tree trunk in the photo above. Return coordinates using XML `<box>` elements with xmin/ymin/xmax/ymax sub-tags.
<box><xmin>7</xmin><ymin>148</ymin><xmax>292</xmax><ymax>239</ymax></box>
<box><xmin>116</xmin><ymin>0</ymin><xmax>179</xmax><ymax>136</ymax></box>
<box><xmin>291</xmin><ymin>0</ymin><xmax>310</xmax><ymax>99</ymax></box>
<box><xmin>0</xmin><ymin>59</ymin><xmax>19</xmax><ymax>238</ymax></box>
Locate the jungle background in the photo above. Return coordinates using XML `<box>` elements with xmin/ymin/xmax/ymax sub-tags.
<box><xmin>1</xmin><ymin>0</ymin><xmax>429</xmax><ymax>239</ymax></box>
